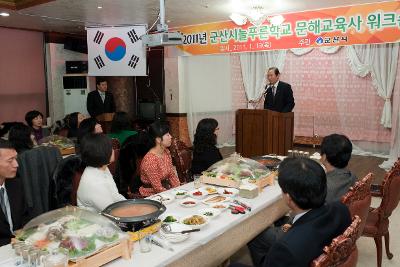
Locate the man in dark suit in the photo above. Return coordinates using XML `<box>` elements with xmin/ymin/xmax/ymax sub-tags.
<box><xmin>86</xmin><ymin>78</ymin><xmax>116</xmax><ymax>118</ymax></box>
<box><xmin>263</xmin><ymin>67</ymin><xmax>295</xmax><ymax>112</ymax></box>
<box><xmin>239</xmin><ymin>158</ymin><xmax>351</xmax><ymax>267</ymax></box>
<box><xmin>0</xmin><ymin>139</ymin><xmax>28</xmax><ymax>246</ymax></box>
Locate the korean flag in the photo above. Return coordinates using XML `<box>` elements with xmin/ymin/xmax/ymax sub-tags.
<box><xmin>87</xmin><ymin>26</ymin><xmax>147</xmax><ymax>76</ymax></box>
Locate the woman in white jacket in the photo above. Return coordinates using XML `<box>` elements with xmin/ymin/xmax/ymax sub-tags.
<box><xmin>77</xmin><ymin>133</ymin><xmax>125</xmax><ymax>212</ymax></box>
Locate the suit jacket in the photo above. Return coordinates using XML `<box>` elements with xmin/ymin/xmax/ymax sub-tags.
<box><xmin>326</xmin><ymin>168</ymin><xmax>357</xmax><ymax>203</ymax></box>
<box><xmin>87</xmin><ymin>90</ymin><xmax>116</xmax><ymax>118</ymax></box>
<box><xmin>263</xmin><ymin>81</ymin><xmax>295</xmax><ymax>113</ymax></box>
<box><xmin>0</xmin><ymin>178</ymin><xmax>29</xmax><ymax>246</ymax></box>
<box><xmin>263</xmin><ymin>202</ymin><xmax>351</xmax><ymax>267</ymax></box>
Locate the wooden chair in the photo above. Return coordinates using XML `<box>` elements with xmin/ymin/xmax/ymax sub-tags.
<box><xmin>362</xmin><ymin>160</ymin><xmax>400</xmax><ymax>267</ymax></box>
<box><xmin>311</xmin><ymin>215</ymin><xmax>361</xmax><ymax>267</ymax></box>
<box><xmin>111</xmin><ymin>138</ymin><xmax>121</xmax><ymax>150</ymax></box>
<box><xmin>169</xmin><ymin>138</ymin><xmax>193</xmax><ymax>184</ymax></box>
<box><xmin>341</xmin><ymin>173</ymin><xmax>373</xmax><ymax>237</ymax></box>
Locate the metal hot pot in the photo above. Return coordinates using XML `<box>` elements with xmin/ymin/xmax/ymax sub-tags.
<box><xmin>101</xmin><ymin>199</ymin><xmax>166</xmax><ymax>232</ymax></box>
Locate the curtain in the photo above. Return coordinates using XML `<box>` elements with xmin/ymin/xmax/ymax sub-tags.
<box><xmin>346</xmin><ymin>43</ymin><xmax>400</xmax><ymax>128</ymax></box>
<box><xmin>180</xmin><ymin>54</ymin><xmax>235</xmax><ymax>146</ymax></box>
<box><xmin>239</xmin><ymin>50</ymin><xmax>286</xmax><ymax>102</ymax></box>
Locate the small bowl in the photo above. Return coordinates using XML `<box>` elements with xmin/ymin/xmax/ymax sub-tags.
<box><xmin>179</xmin><ymin>198</ymin><xmax>199</xmax><ymax>208</ymax></box>
<box><xmin>188</xmin><ymin>189</ymin><xmax>209</xmax><ymax>199</ymax></box>
<box><xmin>160</xmin><ymin>223</ymin><xmax>191</xmax><ymax>243</ymax></box>
<box><xmin>209</xmin><ymin>203</ymin><xmax>229</xmax><ymax>211</ymax></box>
<box><xmin>160</xmin><ymin>213</ymin><xmax>181</xmax><ymax>224</ymax></box>
<box><xmin>180</xmin><ymin>214</ymin><xmax>209</xmax><ymax>230</ymax></box>
<box><xmin>149</xmin><ymin>193</ymin><xmax>174</xmax><ymax>204</ymax></box>
<box><xmin>217</xmin><ymin>187</ymin><xmax>239</xmax><ymax>197</ymax></box>
<box><xmin>174</xmin><ymin>189</ymin><xmax>188</xmax><ymax>199</ymax></box>
<box><xmin>198</xmin><ymin>208</ymin><xmax>221</xmax><ymax>219</ymax></box>
<box><xmin>201</xmin><ymin>186</ymin><xmax>218</xmax><ymax>195</ymax></box>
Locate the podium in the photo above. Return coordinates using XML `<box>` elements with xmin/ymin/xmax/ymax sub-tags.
<box><xmin>236</xmin><ymin>109</ymin><xmax>294</xmax><ymax>157</ymax></box>
<box><xmin>96</xmin><ymin>112</ymin><xmax>115</xmax><ymax>134</ymax></box>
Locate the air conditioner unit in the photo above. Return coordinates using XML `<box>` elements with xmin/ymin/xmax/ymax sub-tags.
<box><xmin>141</xmin><ymin>31</ymin><xmax>183</xmax><ymax>47</ymax></box>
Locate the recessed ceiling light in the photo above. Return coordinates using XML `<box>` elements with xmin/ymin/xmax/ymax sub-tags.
<box><xmin>0</xmin><ymin>12</ymin><xmax>10</xmax><ymax>17</ymax></box>
<box><xmin>97</xmin><ymin>6</ymin><xmax>102</xmax><ymax>9</ymax></box>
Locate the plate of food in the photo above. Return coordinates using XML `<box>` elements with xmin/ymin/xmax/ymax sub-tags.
<box><xmin>149</xmin><ymin>193</ymin><xmax>174</xmax><ymax>204</ymax></box>
<box><xmin>188</xmin><ymin>189</ymin><xmax>209</xmax><ymax>199</ymax></box>
<box><xmin>174</xmin><ymin>189</ymin><xmax>188</xmax><ymax>199</ymax></box>
<box><xmin>198</xmin><ymin>208</ymin><xmax>221</xmax><ymax>219</ymax></box>
<box><xmin>217</xmin><ymin>187</ymin><xmax>239</xmax><ymax>197</ymax></box>
<box><xmin>202</xmin><ymin>195</ymin><xmax>231</xmax><ymax>205</ymax></box>
<box><xmin>202</xmin><ymin>186</ymin><xmax>218</xmax><ymax>195</ymax></box>
<box><xmin>210</xmin><ymin>203</ymin><xmax>229</xmax><ymax>211</ymax></box>
<box><xmin>160</xmin><ymin>213</ymin><xmax>181</xmax><ymax>224</ymax></box>
<box><xmin>180</xmin><ymin>214</ymin><xmax>209</xmax><ymax>230</ymax></box>
<box><xmin>180</xmin><ymin>198</ymin><xmax>199</xmax><ymax>208</ymax></box>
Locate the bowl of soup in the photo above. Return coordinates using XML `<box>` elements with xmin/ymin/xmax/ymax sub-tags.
<box><xmin>102</xmin><ymin>199</ymin><xmax>166</xmax><ymax>231</ymax></box>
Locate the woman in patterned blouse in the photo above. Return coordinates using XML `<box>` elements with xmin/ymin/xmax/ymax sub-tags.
<box><xmin>139</xmin><ymin>121</ymin><xmax>180</xmax><ymax>197</ymax></box>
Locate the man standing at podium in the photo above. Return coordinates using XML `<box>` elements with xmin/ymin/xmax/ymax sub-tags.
<box><xmin>263</xmin><ymin>67</ymin><xmax>295</xmax><ymax>113</ymax></box>
<box><xmin>87</xmin><ymin>77</ymin><xmax>116</xmax><ymax>118</ymax></box>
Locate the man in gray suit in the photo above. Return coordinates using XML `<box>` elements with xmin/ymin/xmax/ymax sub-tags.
<box><xmin>320</xmin><ymin>134</ymin><xmax>357</xmax><ymax>203</ymax></box>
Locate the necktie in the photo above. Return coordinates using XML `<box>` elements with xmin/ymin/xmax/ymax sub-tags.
<box><xmin>272</xmin><ymin>86</ymin><xmax>276</xmax><ymax>97</ymax></box>
<box><xmin>100</xmin><ymin>92</ymin><xmax>105</xmax><ymax>103</ymax></box>
<box><xmin>0</xmin><ymin>187</ymin><xmax>8</xmax><ymax>219</ymax></box>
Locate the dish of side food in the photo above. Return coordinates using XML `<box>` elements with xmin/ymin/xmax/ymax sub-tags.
<box><xmin>180</xmin><ymin>215</ymin><xmax>209</xmax><ymax>229</ymax></box>
<box><xmin>202</xmin><ymin>195</ymin><xmax>231</xmax><ymax>205</ymax></box>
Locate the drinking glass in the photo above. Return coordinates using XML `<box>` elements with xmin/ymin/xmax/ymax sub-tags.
<box><xmin>139</xmin><ymin>232</ymin><xmax>152</xmax><ymax>253</ymax></box>
<box><xmin>193</xmin><ymin>174</ymin><xmax>201</xmax><ymax>189</ymax></box>
<box><xmin>43</xmin><ymin>250</ymin><xmax>68</xmax><ymax>267</ymax></box>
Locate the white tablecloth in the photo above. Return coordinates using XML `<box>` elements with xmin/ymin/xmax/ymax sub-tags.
<box><xmin>0</xmin><ymin>182</ymin><xmax>285</xmax><ymax>267</ymax></box>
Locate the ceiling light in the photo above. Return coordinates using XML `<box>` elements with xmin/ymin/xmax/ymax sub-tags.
<box><xmin>0</xmin><ymin>12</ymin><xmax>10</xmax><ymax>17</ymax></box>
<box><xmin>97</xmin><ymin>6</ymin><xmax>102</xmax><ymax>9</ymax></box>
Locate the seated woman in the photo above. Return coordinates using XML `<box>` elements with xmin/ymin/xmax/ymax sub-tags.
<box><xmin>191</xmin><ymin>118</ymin><xmax>222</xmax><ymax>175</ymax></box>
<box><xmin>8</xmin><ymin>123</ymin><xmax>36</xmax><ymax>153</ymax></box>
<box><xmin>77</xmin><ymin>133</ymin><xmax>125</xmax><ymax>212</ymax></box>
<box><xmin>66</xmin><ymin>112</ymin><xmax>86</xmax><ymax>139</ymax></box>
<box><xmin>77</xmin><ymin>118</ymin><xmax>103</xmax><ymax>144</ymax></box>
<box><xmin>108</xmin><ymin>111</ymin><xmax>137</xmax><ymax>145</ymax></box>
<box><xmin>139</xmin><ymin>121</ymin><xmax>180</xmax><ymax>197</ymax></box>
<box><xmin>25</xmin><ymin>110</ymin><xmax>50</xmax><ymax>143</ymax></box>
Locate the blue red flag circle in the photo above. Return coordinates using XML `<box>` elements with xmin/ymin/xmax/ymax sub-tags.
<box><xmin>105</xmin><ymin>37</ymin><xmax>126</xmax><ymax>61</ymax></box>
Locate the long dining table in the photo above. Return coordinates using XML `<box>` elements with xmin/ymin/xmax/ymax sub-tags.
<box><xmin>0</xmin><ymin>181</ymin><xmax>289</xmax><ymax>267</ymax></box>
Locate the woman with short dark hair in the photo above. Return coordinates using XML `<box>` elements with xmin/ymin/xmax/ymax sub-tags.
<box><xmin>77</xmin><ymin>118</ymin><xmax>103</xmax><ymax>143</ymax></box>
<box><xmin>8</xmin><ymin>123</ymin><xmax>35</xmax><ymax>153</ymax></box>
<box><xmin>191</xmin><ymin>118</ymin><xmax>222</xmax><ymax>175</ymax></box>
<box><xmin>108</xmin><ymin>111</ymin><xmax>137</xmax><ymax>145</ymax></box>
<box><xmin>139</xmin><ymin>120</ymin><xmax>180</xmax><ymax>197</ymax></box>
<box><xmin>25</xmin><ymin>110</ymin><xmax>49</xmax><ymax>142</ymax></box>
<box><xmin>77</xmin><ymin>133</ymin><xmax>125</xmax><ymax>212</ymax></box>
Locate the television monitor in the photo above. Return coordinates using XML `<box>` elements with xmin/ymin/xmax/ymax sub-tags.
<box><xmin>139</xmin><ymin>102</ymin><xmax>156</xmax><ymax>120</ymax></box>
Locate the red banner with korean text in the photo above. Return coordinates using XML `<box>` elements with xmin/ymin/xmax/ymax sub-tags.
<box><xmin>175</xmin><ymin>1</ymin><xmax>400</xmax><ymax>55</ymax></box>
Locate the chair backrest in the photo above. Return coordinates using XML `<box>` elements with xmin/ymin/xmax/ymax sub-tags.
<box><xmin>379</xmin><ymin>160</ymin><xmax>400</xmax><ymax>218</ymax></box>
<box><xmin>52</xmin><ymin>154</ymin><xmax>82</xmax><ymax>208</ymax></box>
<box><xmin>311</xmin><ymin>215</ymin><xmax>361</xmax><ymax>267</ymax></box>
<box><xmin>108</xmin><ymin>148</ymin><xmax>120</xmax><ymax>176</ymax></box>
<box><xmin>169</xmin><ymin>138</ymin><xmax>193</xmax><ymax>184</ymax></box>
<box><xmin>71</xmin><ymin>167</ymin><xmax>84</xmax><ymax>206</ymax></box>
<box><xmin>341</xmin><ymin>173</ymin><xmax>373</xmax><ymax>235</ymax></box>
<box><xmin>16</xmin><ymin>146</ymin><xmax>62</xmax><ymax>219</ymax></box>
<box><xmin>111</xmin><ymin>138</ymin><xmax>121</xmax><ymax>150</ymax></box>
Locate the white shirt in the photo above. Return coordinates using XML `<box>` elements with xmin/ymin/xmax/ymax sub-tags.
<box><xmin>77</xmin><ymin>166</ymin><xmax>125</xmax><ymax>212</ymax></box>
<box><xmin>97</xmin><ymin>90</ymin><xmax>106</xmax><ymax>102</ymax></box>
<box><xmin>292</xmin><ymin>209</ymin><xmax>310</xmax><ymax>224</ymax></box>
<box><xmin>0</xmin><ymin>183</ymin><xmax>13</xmax><ymax>233</ymax></box>
<box><xmin>269</xmin><ymin>80</ymin><xmax>280</xmax><ymax>96</ymax></box>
